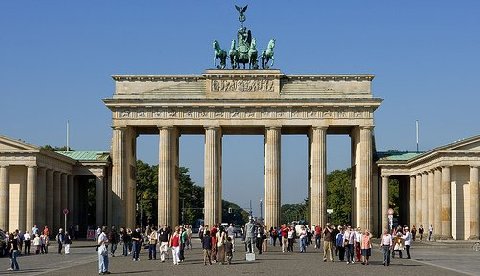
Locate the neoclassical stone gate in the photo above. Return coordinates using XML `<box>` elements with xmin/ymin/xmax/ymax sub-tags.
<box><xmin>104</xmin><ymin>69</ymin><xmax>382</xmax><ymax>231</ymax></box>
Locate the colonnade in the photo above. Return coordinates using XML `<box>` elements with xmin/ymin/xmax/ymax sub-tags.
<box><xmin>111</xmin><ymin>124</ymin><xmax>375</xmax><ymax>231</ymax></box>
<box><xmin>381</xmin><ymin>166</ymin><xmax>480</xmax><ymax>239</ymax></box>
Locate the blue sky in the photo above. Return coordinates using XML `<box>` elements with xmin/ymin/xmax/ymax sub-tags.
<box><xmin>1</xmin><ymin>1</ymin><xmax>479</xmax><ymax>215</ymax></box>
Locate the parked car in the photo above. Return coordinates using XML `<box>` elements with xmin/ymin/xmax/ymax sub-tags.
<box><xmin>0</xmin><ymin>229</ymin><xmax>7</xmax><ymax>257</ymax></box>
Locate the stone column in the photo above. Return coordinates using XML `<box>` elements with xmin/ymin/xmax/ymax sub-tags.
<box><xmin>61</xmin><ymin>173</ymin><xmax>68</xmax><ymax>216</ymax></box>
<box><xmin>96</xmin><ymin>175</ymin><xmax>104</xmax><ymax>227</ymax></box>
<box><xmin>18</xmin><ymin>168</ymin><xmax>28</xmax><ymax>232</ymax></box>
<box><xmin>53</xmin><ymin>171</ymin><xmax>61</xmax><ymax>230</ymax></box>
<box><xmin>0</xmin><ymin>165</ymin><xmax>9</xmax><ymax>230</ymax></box>
<box><xmin>409</xmin><ymin>175</ymin><xmax>416</xmax><ymax>228</ymax></box>
<box><xmin>46</xmin><ymin>169</ymin><xmax>54</xmax><ymax>229</ymax></box>
<box><xmin>265</xmin><ymin>126</ymin><xmax>281</xmax><ymax>229</ymax></box>
<box><xmin>158</xmin><ymin>126</ymin><xmax>174</xmax><ymax>227</ymax></box>
<box><xmin>68</xmin><ymin>175</ymin><xmax>74</xmax><ymax>228</ymax></box>
<box><xmin>469</xmin><ymin>166</ymin><xmax>479</xmax><ymax>239</ymax></box>
<box><xmin>111</xmin><ymin>126</ymin><xmax>126</xmax><ymax>227</ymax></box>
<box><xmin>433</xmin><ymin>168</ymin><xmax>442</xmax><ymax>238</ymax></box>
<box><xmin>415</xmin><ymin>174</ymin><xmax>422</xmax><ymax>228</ymax></box>
<box><xmin>26</xmin><ymin>166</ymin><xmax>37</xmax><ymax>230</ymax></box>
<box><xmin>359</xmin><ymin>126</ymin><xmax>373</xmax><ymax>231</ymax></box>
<box><xmin>204</xmin><ymin>126</ymin><xmax>222</xmax><ymax>227</ymax></box>
<box><xmin>36</xmin><ymin>167</ymin><xmax>47</xmax><ymax>229</ymax></box>
<box><xmin>309</xmin><ymin>126</ymin><xmax>327</xmax><ymax>228</ymax></box>
<box><xmin>441</xmin><ymin>166</ymin><xmax>452</xmax><ymax>238</ymax></box>
<box><xmin>427</xmin><ymin>170</ymin><xmax>434</xmax><ymax>229</ymax></box>
<box><xmin>381</xmin><ymin>175</ymin><xmax>389</xmax><ymax>231</ymax></box>
<box><xmin>171</xmin><ymin>129</ymin><xmax>180</xmax><ymax>227</ymax></box>
<box><xmin>421</xmin><ymin>172</ymin><xmax>428</xmax><ymax>228</ymax></box>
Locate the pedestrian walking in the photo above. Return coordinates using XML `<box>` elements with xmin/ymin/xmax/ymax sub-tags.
<box><xmin>225</xmin><ymin>236</ymin><xmax>233</xmax><ymax>264</ymax></box>
<box><xmin>344</xmin><ymin>225</ymin><xmax>356</xmax><ymax>264</ymax></box>
<box><xmin>23</xmin><ymin>231</ymin><xmax>31</xmax><ymax>255</ymax></box>
<box><xmin>202</xmin><ymin>230</ymin><xmax>213</xmax><ymax>265</ymax></box>
<box><xmin>169</xmin><ymin>226</ymin><xmax>181</xmax><ymax>265</ymax></box>
<box><xmin>322</xmin><ymin>223</ymin><xmax>334</xmax><ymax>262</ymax></box>
<box><xmin>64</xmin><ymin>231</ymin><xmax>72</xmax><ymax>254</ymax></box>
<box><xmin>360</xmin><ymin>229</ymin><xmax>372</xmax><ymax>265</ymax></box>
<box><xmin>33</xmin><ymin>234</ymin><xmax>41</xmax><ymax>254</ymax></box>
<box><xmin>411</xmin><ymin>225</ymin><xmax>417</xmax><ymax>241</ymax></box>
<box><xmin>418</xmin><ymin>225</ymin><xmax>424</xmax><ymax>241</ymax></box>
<box><xmin>158</xmin><ymin>225</ymin><xmax>170</xmax><ymax>262</ymax></box>
<box><xmin>381</xmin><ymin>229</ymin><xmax>392</xmax><ymax>266</ymax></box>
<box><xmin>97</xmin><ymin>226</ymin><xmax>110</xmax><ymax>275</ymax></box>
<box><xmin>403</xmin><ymin>226</ymin><xmax>412</xmax><ymax>259</ymax></box>
<box><xmin>148</xmin><ymin>226</ymin><xmax>158</xmax><ymax>260</ymax></box>
<box><xmin>335</xmin><ymin>227</ymin><xmax>345</xmax><ymax>261</ymax></box>
<box><xmin>56</xmin><ymin>228</ymin><xmax>65</xmax><ymax>254</ymax></box>
<box><xmin>108</xmin><ymin>226</ymin><xmax>119</xmax><ymax>257</ymax></box>
<box><xmin>428</xmin><ymin>224</ymin><xmax>433</xmax><ymax>241</ymax></box>
<box><xmin>7</xmin><ymin>233</ymin><xmax>20</xmax><ymax>271</ymax></box>
<box><xmin>131</xmin><ymin>228</ymin><xmax>142</xmax><ymax>261</ymax></box>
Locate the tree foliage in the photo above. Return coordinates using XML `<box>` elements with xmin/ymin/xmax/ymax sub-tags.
<box><xmin>327</xmin><ymin>168</ymin><xmax>353</xmax><ymax>225</ymax></box>
<box><xmin>41</xmin><ymin>145</ymin><xmax>71</xmax><ymax>151</ymax></box>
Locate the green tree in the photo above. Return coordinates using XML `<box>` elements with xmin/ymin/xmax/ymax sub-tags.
<box><xmin>388</xmin><ymin>178</ymin><xmax>400</xmax><ymax>215</ymax></box>
<box><xmin>41</xmin><ymin>145</ymin><xmax>71</xmax><ymax>151</ymax></box>
<box><xmin>326</xmin><ymin>168</ymin><xmax>352</xmax><ymax>225</ymax></box>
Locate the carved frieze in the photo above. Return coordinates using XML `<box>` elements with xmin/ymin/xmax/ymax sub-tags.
<box><xmin>211</xmin><ymin>79</ymin><xmax>275</xmax><ymax>93</ymax></box>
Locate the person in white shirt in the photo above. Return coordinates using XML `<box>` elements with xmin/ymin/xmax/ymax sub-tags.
<box><xmin>403</xmin><ymin>226</ymin><xmax>412</xmax><ymax>259</ymax></box>
<box><xmin>343</xmin><ymin>226</ymin><xmax>356</xmax><ymax>264</ymax></box>
<box><xmin>97</xmin><ymin>226</ymin><xmax>110</xmax><ymax>275</ymax></box>
<box><xmin>380</xmin><ymin>229</ymin><xmax>392</xmax><ymax>266</ymax></box>
<box><xmin>23</xmin><ymin>231</ymin><xmax>32</xmax><ymax>255</ymax></box>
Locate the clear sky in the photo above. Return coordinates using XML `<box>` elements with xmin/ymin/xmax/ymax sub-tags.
<box><xmin>1</xmin><ymin>1</ymin><xmax>479</xmax><ymax>216</ymax></box>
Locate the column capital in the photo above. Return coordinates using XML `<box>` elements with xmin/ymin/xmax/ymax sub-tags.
<box><xmin>265</xmin><ymin>125</ymin><xmax>282</xmax><ymax>130</ymax></box>
<box><xmin>442</xmin><ymin>165</ymin><xmax>451</xmax><ymax>169</ymax></box>
<box><xmin>359</xmin><ymin>125</ymin><xmax>374</xmax><ymax>130</ymax></box>
<box><xmin>311</xmin><ymin>125</ymin><xmax>328</xmax><ymax>131</ymax></box>
<box><xmin>27</xmin><ymin>165</ymin><xmax>37</xmax><ymax>169</ymax></box>
<box><xmin>204</xmin><ymin>125</ymin><xmax>221</xmax><ymax>130</ymax></box>
<box><xmin>470</xmin><ymin>165</ymin><xmax>479</xmax><ymax>169</ymax></box>
<box><xmin>0</xmin><ymin>164</ymin><xmax>8</xmax><ymax>169</ymax></box>
<box><xmin>112</xmin><ymin>126</ymin><xmax>126</xmax><ymax>130</ymax></box>
<box><xmin>381</xmin><ymin>174</ymin><xmax>389</xmax><ymax>179</ymax></box>
<box><xmin>157</xmin><ymin>125</ymin><xmax>174</xmax><ymax>130</ymax></box>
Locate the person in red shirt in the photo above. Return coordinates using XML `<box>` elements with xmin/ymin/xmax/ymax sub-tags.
<box><xmin>169</xmin><ymin>226</ymin><xmax>181</xmax><ymax>265</ymax></box>
<box><xmin>281</xmin><ymin>225</ymin><xmax>288</xmax><ymax>253</ymax></box>
<box><xmin>314</xmin><ymin>225</ymin><xmax>322</xmax><ymax>249</ymax></box>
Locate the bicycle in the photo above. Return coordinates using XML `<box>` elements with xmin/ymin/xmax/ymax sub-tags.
<box><xmin>472</xmin><ymin>241</ymin><xmax>480</xmax><ymax>252</ymax></box>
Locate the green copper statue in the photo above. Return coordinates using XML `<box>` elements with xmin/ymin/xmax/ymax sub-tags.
<box><xmin>213</xmin><ymin>40</ymin><xmax>227</xmax><ymax>69</ymax></box>
<box><xmin>261</xmin><ymin>39</ymin><xmax>275</xmax><ymax>69</ymax></box>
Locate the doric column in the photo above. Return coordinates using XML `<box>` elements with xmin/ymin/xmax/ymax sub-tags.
<box><xmin>359</xmin><ymin>126</ymin><xmax>373</xmax><ymax>231</ymax></box>
<box><xmin>61</xmin><ymin>173</ymin><xmax>68</xmax><ymax>216</ymax></box>
<box><xmin>470</xmin><ymin>166</ymin><xmax>479</xmax><ymax>239</ymax></box>
<box><xmin>427</xmin><ymin>170</ymin><xmax>434</xmax><ymax>229</ymax></box>
<box><xmin>36</xmin><ymin>167</ymin><xmax>47</xmax><ymax>229</ymax></box>
<box><xmin>381</xmin><ymin>175</ymin><xmax>389</xmax><ymax>231</ymax></box>
<box><xmin>68</xmin><ymin>175</ymin><xmax>74</xmax><ymax>228</ymax></box>
<box><xmin>421</xmin><ymin>172</ymin><xmax>428</xmax><ymax>228</ymax></box>
<box><xmin>309</xmin><ymin>126</ymin><xmax>327</xmax><ymax>228</ymax></box>
<box><xmin>0</xmin><ymin>165</ymin><xmax>9</xmax><ymax>230</ymax></box>
<box><xmin>265</xmin><ymin>126</ymin><xmax>281</xmax><ymax>229</ymax></box>
<box><xmin>96</xmin><ymin>175</ymin><xmax>104</xmax><ymax>227</ymax></box>
<box><xmin>26</xmin><ymin>166</ymin><xmax>37</xmax><ymax>231</ymax></box>
<box><xmin>433</xmin><ymin>168</ymin><xmax>442</xmax><ymax>238</ymax></box>
<box><xmin>53</xmin><ymin>171</ymin><xmax>61</xmax><ymax>230</ymax></box>
<box><xmin>204</xmin><ymin>126</ymin><xmax>222</xmax><ymax>227</ymax></box>
<box><xmin>46</xmin><ymin>169</ymin><xmax>54</xmax><ymax>230</ymax></box>
<box><xmin>18</xmin><ymin>167</ymin><xmax>28</xmax><ymax>232</ymax></box>
<box><xmin>415</xmin><ymin>173</ymin><xmax>422</xmax><ymax>228</ymax></box>
<box><xmin>111</xmin><ymin>126</ymin><xmax>126</xmax><ymax>227</ymax></box>
<box><xmin>441</xmin><ymin>166</ymin><xmax>452</xmax><ymax>238</ymax></box>
<box><xmin>409</xmin><ymin>175</ymin><xmax>416</xmax><ymax>228</ymax></box>
<box><xmin>158</xmin><ymin>126</ymin><xmax>175</xmax><ymax>227</ymax></box>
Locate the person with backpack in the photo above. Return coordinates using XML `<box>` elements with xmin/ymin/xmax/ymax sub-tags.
<box><xmin>108</xmin><ymin>226</ymin><xmax>119</xmax><ymax>257</ymax></box>
<box><xmin>56</xmin><ymin>228</ymin><xmax>65</xmax><ymax>254</ymax></box>
<box><xmin>335</xmin><ymin>226</ymin><xmax>345</xmax><ymax>261</ymax></box>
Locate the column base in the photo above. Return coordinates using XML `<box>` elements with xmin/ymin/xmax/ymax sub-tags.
<box><xmin>436</xmin><ymin>235</ymin><xmax>454</xmax><ymax>240</ymax></box>
<box><xmin>468</xmin><ymin>235</ymin><xmax>479</xmax><ymax>240</ymax></box>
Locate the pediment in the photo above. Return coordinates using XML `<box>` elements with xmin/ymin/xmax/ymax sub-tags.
<box><xmin>0</xmin><ymin>135</ymin><xmax>39</xmax><ymax>151</ymax></box>
<box><xmin>442</xmin><ymin>135</ymin><xmax>480</xmax><ymax>151</ymax></box>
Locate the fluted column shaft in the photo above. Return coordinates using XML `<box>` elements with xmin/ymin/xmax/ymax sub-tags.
<box><xmin>36</xmin><ymin>167</ymin><xmax>47</xmax><ymax>229</ymax></box>
<box><xmin>0</xmin><ymin>166</ymin><xmax>9</xmax><ymax>230</ymax></box>
<box><xmin>415</xmin><ymin>174</ymin><xmax>422</xmax><ymax>228</ymax></box>
<box><xmin>470</xmin><ymin>166</ymin><xmax>479</xmax><ymax>239</ymax></box>
<box><xmin>427</xmin><ymin>170</ymin><xmax>434</xmax><ymax>229</ymax></box>
<box><xmin>381</xmin><ymin>175</ymin><xmax>389</xmax><ymax>231</ymax></box>
<box><xmin>359</xmin><ymin>126</ymin><xmax>373</xmax><ymax>231</ymax></box>
<box><xmin>310</xmin><ymin>126</ymin><xmax>327</xmax><ymax>228</ymax></box>
<box><xmin>441</xmin><ymin>166</ymin><xmax>451</xmax><ymax>238</ymax></box>
<box><xmin>111</xmin><ymin>127</ymin><xmax>125</xmax><ymax>227</ymax></box>
<box><xmin>158</xmin><ymin>127</ymin><xmax>174</xmax><ymax>227</ymax></box>
<box><xmin>53</xmin><ymin>172</ymin><xmax>61</xmax><ymax>230</ymax></box>
<box><xmin>61</xmin><ymin>173</ymin><xmax>68</xmax><ymax>215</ymax></box>
<box><xmin>68</xmin><ymin>175</ymin><xmax>74</xmax><ymax>228</ymax></box>
<box><xmin>26</xmin><ymin>166</ymin><xmax>37</xmax><ymax>230</ymax></box>
<box><xmin>433</xmin><ymin>168</ymin><xmax>442</xmax><ymax>237</ymax></box>
<box><xmin>46</xmin><ymin>169</ymin><xmax>54</xmax><ymax>230</ymax></box>
<box><xmin>409</xmin><ymin>175</ymin><xmax>416</xmax><ymax>227</ymax></box>
<box><xmin>421</xmin><ymin>172</ymin><xmax>428</xmax><ymax>227</ymax></box>
<box><xmin>96</xmin><ymin>176</ymin><xmax>104</xmax><ymax>227</ymax></box>
<box><xmin>204</xmin><ymin>127</ymin><xmax>222</xmax><ymax>227</ymax></box>
<box><xmin>264</xmin><ymin>127</ymin><xmax>281</xmax><ymax>229</ymax></box>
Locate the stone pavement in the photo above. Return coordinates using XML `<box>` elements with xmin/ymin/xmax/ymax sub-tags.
<box><xmin>0</xmin><ymin>239</ymin><xmax>474</xmax><ymax>275</ymax></box>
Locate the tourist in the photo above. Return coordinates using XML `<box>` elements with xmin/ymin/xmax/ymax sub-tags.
<box><xmin>64</xmin><ymin>231</ymin><xmax>72</xmax><ymax>254</ymax></box>
<box><xmin>343</xmin><ymin>225</ymin><xmax>356</xmax><ymax>264</ymax></box>
<box><xmin>411</xmin><ymin>225</ymin><xmax>417</xmax><ymax>241</ymax></box>
<box><xmin>227</xmin><ymin>224</ymin><xmax>236</xmax><ymax>252</ymax></box>
<box><xmin>148</xmin><ymin>226</ymin><xmax>158</xmax><ymax>260</ymax></box>
<box><xmin>40</xmin><ymin>233</ymin><xmax>47</xmax><ymax>254</ymax></box>
<box><xmin>202</xmin><ymin>230</ymin><xmax>213</xmax><ymax>265</ymax></box>
<box><xmin>97</xmin><ymin>226</ymin><xmax>110</xmax><ymax>275</ymax></box>
<box><xmin>314</xmin><ymin>224</ymin><xmax>322</xmax><ymax>249</ymax></box>
<box><xmin>403</xmin><ymin>226</ymin><xmax>412</xmax><ymax>259</ymax></box>
<box><xmin>108</xmin><ymin>226</ymin><xmax>119</xmax><ymax>257</ymax></box>
<box><xmin>335</xmin><ymin>226</ymin><xmax>345</xmax><ymax>261</ymax></box>
<box><xmin>224</xmin><ymin>236</ymin><xmax>233</xmax><ymax>264</ymax></box>
<box><xmin>56</xmin><ymin>228</ymin><xmax>65</xmax><ymax>254</ymax></box>
<box><xmin>281</xmin><ymin>224</ymin><xmax>288</xmax><ymax>252</ymax></box>
<box><xmin>381</xmin><ymin>229</ymin><xmax>392</xmax><ymax>266</ymax></box>
<box><xmin>131</xmin><ymin>228</ymin><xmax>142</xmax><ymax>261</ymax></box>
<box><xmin>354</xmin><ymin>227</ymin><xmax>362</xmax><ymax>262</ymax></box>
<box><xmin>428</xmin><ymin>224</ymin><xmax>433</xmax><ymax>241</ymax></box>
<box><xmin>299</xmin><ymin>225</ymin><xmax>307</xmax><ymax>253</ymax></box>
<box><xmin>32</xmin><ymin>224</ymin><xmax>39</xmax><ymax>236</ymax></box>
<box><xmin>169</xmin><ymin>226</ymin><xmax>181</xmax><ymax>265</ymax></box>
<box><xmin>392</xmin><ymin>231</ymin><xmax>404</xmax><ymax>258</ymax></box>
<box><xmin>322</xmin><ymin>223</ymin><xmax>334</xmax><ymax>262</ymax></box>
<box><xmin>418</xmin><ymin>225</ymin><xmax>424</xmax><ymax>241</ymax></box>
<box><xmin>255</xmin><ymin>224</ymin><xmax>265</xmax><ymax>255</ymax></box>
<box><xmin>287</xmin><ymin>226</ymin><xmax>295</xmax><ymax>252</ymax></box>
<box><xmin>210</xmin><ymin>226</ymin><xmax>218</xmax><ymax>263</ymax></box>
<box><xmin>33</xmin><ymin>234</ymin><xmax>41</xmax><ymax>254</ymax></box>
<box><xmin>179</xmin><ymin>226</ymin><xmax>188</xmax><ymax>262</ymax></box>
<box><xmin>23</xmin><ymin>230</ymin><xmax>31</xmax><ymax>255</ymax></box>
<box><xmin>217</xmin><ymin>225</ymin><xmax>227</xmax><ymax>262</ymax></box>
<box><xmin>262</xmin><ymin>226</ymin><xmax>268</xmax><ymax>253</ymax></box>
<box><xmin>360</xmin><ymin>229</ymin><xmax>372</xmax><ymax>265</ymax></box>
<box><xmin>158</xmin><ymin>225</ymin><xmax>170</xmax><ymax>262</ymax></box>
<box><xmin>7</xmin><ymin>233</ymin><xmax>20</xmax><ymax>271</ymax></box>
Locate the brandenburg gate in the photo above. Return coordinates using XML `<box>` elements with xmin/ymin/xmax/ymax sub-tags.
<box><xmin>103</xmin><ymin>69</ymin><xmax>382</xmax><ymax>230</ymax></box>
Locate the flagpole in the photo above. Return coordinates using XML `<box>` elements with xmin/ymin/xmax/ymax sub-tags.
<box><xmin>67</xmin><ymin>120</ymin><xmax>70</xmax><ymax>152</ymax></box>
<box><xmin>416</xmin><ymin>120</ymin><xmax>419</xmax><ymax>153</ymax></box>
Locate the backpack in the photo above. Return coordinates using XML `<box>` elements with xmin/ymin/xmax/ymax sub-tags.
<box><xmin>335</xmin><ymin>233</ymin><xmax>344</xmax><ymax>247</ymax></box>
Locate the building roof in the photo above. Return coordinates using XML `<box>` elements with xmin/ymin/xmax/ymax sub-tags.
<box><xmin>56</xmin><ymin>151</ymin><xmax>110</xmax><ymax>161</ymax></box>
<box><xmin>376</xmin><ymin>151</ymin><xmax>424</xmax><ymax>161</ymax></box>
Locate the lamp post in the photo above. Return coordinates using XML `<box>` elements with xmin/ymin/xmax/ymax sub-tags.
<box><xmin>260</xmin><ymin>199</ymin><xmax>263</xmax><ymax>220</ymax></box>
